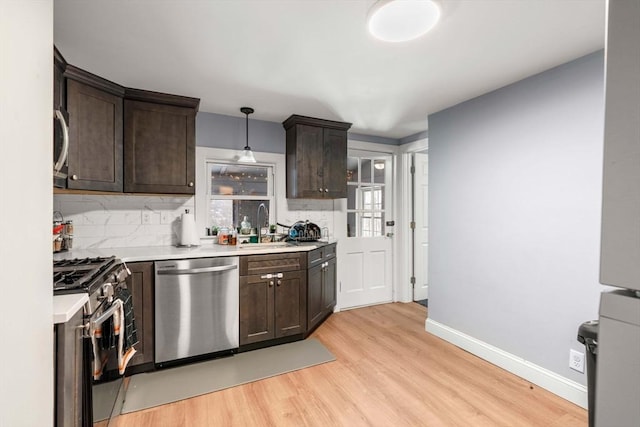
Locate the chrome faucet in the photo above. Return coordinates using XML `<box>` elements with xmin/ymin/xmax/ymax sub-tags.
<box><xmin>256</xmin><ymin>203</ymin><xmax>269</xmax><ymax>242</ymax></box>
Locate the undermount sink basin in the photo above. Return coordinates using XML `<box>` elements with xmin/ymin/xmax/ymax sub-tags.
<box><xmin>237</xmin><ymin>242</ymin><xmax>292</xmax><ymax>249</ymax></box>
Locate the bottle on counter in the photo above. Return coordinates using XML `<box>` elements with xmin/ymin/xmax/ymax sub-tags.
<box><xmin>240</xmin><ymin>216</ymin><xmax>251</xmax><ymax>235</ymax></box>
<box><xmin>229</xmin><ymin>229</ymin><xmax>237</xmax><ymax>246</ymax></box>
<box><xmin>219</xmin><ymin>226</ymin><xmax>229</xmax><ymax>245</ymax></box>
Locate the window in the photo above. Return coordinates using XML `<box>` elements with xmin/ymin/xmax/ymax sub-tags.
<box><xmin>207</xmin><ymin>162</ymin><xmax>274</xmax><ymax>232</ymax></box>
<box><xmin>346</xmin><ymin>155</ymin><xmax>389</xmax><ymax>237</ymax></box>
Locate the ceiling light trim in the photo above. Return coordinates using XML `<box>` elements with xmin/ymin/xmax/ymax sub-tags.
<box><xmin>367</xmin><ymin>0</ymin><xmax>441</xmax><ymax>43</ymax></box>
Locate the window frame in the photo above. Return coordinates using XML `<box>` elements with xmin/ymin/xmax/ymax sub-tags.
<box><xmin>205</xmin><ymin>160</ymin><xmax>275</xmax><ymax>231</ymax></box>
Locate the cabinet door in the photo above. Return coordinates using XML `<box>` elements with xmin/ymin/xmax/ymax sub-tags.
<box><xmin>323</xmin><ymin>128</ymin><xmax>348</xmax><ymax>198</ymax></box>
<box><xmin>307</xmin><ymin>263</ymin><xmax>324</xmax><ymax>332</ymax></box>
<box><xmin>124</xmin><ymin>100</ymin><xmax>195</xmax><ymax>194</ymax></box>
<box><xmin>287</xmin><ymin>124</ymin><xmax>324</xmax><ymax>198</ymax></box>
<box><xmin>240</xmin><ymin>275</ymin><xmax>275</xmax><ymax>345</ymax></box>
<box><xmin>323</xmin><ymin>257</ymin><xmax>337</xmax><ymax>311</ymax></box>
<box><xmin>66</xmin><ymin>79</ymin><xmax>123</xmax><ymax>192</ymax></box>
<box><xmin>275</xmin><ymin>270</ymin><xmax>307</xmax><ymax>338</ymax></box>
<box><xmin>125</xmin><ymin>262</ymin><xmax>154</xmax><ymax>369</ymax></box>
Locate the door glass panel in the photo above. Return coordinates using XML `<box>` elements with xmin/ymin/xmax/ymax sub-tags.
<box><xmin>347</xmin><ymin>212</ymin><xmax>357</xmax><ymax>237</ymax></box>
<box><xmin>347</xmin><ymin>157</ymin><xmax>358</xmax><ymax>183</ymax></box>
<box><xmin>347</xmin><ymin>185</ymin><xmax>357</xmax><ymax>210</ymax></box>
<box><xmin>374</xmin><ymin>160</ymin><xmax>386</xmax><ymax>184</ymax></box>
<box><xmin>361</xmin><ymin>159</ymin><xmax>371</xmax><ymax>183</ymax></box>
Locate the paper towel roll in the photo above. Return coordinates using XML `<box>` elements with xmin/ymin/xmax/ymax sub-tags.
<box><xmin>179</xmin><ymin>210</ymin><xmax>199</xmax><ymax>246</ymax></box>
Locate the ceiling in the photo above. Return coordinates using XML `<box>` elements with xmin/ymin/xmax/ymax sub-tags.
<box><xmin>53</xmin><ymin>0</ymin><xmax>606</xmax><ymax>140</ymax></box>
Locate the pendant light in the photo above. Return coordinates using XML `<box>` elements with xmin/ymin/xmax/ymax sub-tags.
<box><xmin>367</xmin><ymin>0</ymin><xmax>441</xmax><ymax>43</ymax></box>
<box><xmin>238</xmin><ymin>107</ymin><xmax>257</xmax><ymax>163</ymax></box>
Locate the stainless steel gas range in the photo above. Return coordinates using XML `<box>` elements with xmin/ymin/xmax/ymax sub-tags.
<box><xmin>53</xmin><ymin>256</ymin><xmax>131</xmax><ymax>427</ymax></box>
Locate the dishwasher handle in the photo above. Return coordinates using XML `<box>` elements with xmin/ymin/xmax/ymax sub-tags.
<box><xmin>157</xmin><ymin>264</ymin><xmax>238</xmax><ymax>275</ymax></box>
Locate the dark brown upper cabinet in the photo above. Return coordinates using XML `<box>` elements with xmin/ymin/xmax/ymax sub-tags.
<box><xmin>123</xmin><ymin>89</ymin><xmax>199</xmax><ymax>194</ymax></box>
<box><xmin>53</xmin><ymin>47</ymin><xmax>67</xmax><ymax>111</ymax></box>
<box><xmin>65</xmin><ymin>65</ymin><xmax>124</xmax><ymax>192</ymax></box>
<box><xmin>283</xmin><ymin>115</ymin><xmax>351</xmax><ymax>199</ymax></box>
<box><xmin>53</xmin><ymin>47</ymin><xmax>200</xmax><ymax>195</ymax></box>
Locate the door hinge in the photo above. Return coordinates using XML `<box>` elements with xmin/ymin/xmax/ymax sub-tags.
<box><xmin>410</xmin><ymin>276</ymin><xmax>416</xmax><ymax>286</ymax></box>
<box><xmin>410</xmin><ymin>221</ymin><xmax>416</xmax><ymax>229</ymax></box>
<box><xmin>410</xmin><ymin>165</ymin><xmax>415</xmax><ymax>174</ymax></box>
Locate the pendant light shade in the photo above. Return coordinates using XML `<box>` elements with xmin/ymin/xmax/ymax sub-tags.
<box><xmin>238</xmin><ymin>107</ymin><xmax>257</xmax><ymax>163</ymax></box>
<box><xmin>367</xmin><ymin>0</ymin><xmax>440</xmax><ymax>43</ymax></box>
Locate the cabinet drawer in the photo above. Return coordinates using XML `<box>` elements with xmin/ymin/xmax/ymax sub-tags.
<box><xmin>240</xmin><ymin>252</ymin><xmax>306</xmax><ymax>276</ymax></box>
<box><xmin>308</xmin><ymin>243</ymin><xmax>337</xmax><ymax>267</ymax></box>
<box><xmin>323</xmin><ymin>243</ymin><xmax>337</xmax><ymax>259</ymax></box>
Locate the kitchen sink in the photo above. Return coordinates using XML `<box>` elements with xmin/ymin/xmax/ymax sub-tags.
<box><xmin>237</xmin><ymin>242</ymin><xmax>292</xmax><ymax>249</ymax></box>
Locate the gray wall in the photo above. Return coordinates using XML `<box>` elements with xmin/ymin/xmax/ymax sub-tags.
<box><xmin>196</xmin><ymin>111</ymin><xmax>420</xmax><ymax>149</ymax></box>
<box><xmin>196</xmin><ymin>112</ymin><xmax>286</xmax><ymax>153</ymax></box>
<box><xmin>428</xmin><ymin>51</ymin><xmax>605</xmax><ymax>385</ymax></box>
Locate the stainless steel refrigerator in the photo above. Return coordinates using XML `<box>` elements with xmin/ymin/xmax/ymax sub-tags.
<box><xmin>598</xmin><ymin>1</ymin><xmax>640</xmax><ymax>426</ymax></box>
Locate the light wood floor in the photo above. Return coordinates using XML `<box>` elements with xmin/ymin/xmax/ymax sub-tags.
<box><xmin>108</xmin><ymin>303</ymin><xmax>587</xmax><ymax>427</ymax></box>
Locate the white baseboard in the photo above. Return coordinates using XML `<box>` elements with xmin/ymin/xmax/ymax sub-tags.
<box><xmin>425</xmin><ymin>318</ymin><xmax>588</xmax><ymax>409</ymax></box>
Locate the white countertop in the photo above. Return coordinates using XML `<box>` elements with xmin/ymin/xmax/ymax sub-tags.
<box><xmin>53</xmin><ymin>240</ymin><xmax>335</xmax><ymax>263</ymax></box>
<box><xmin>52</xmin><ymin>240</ymin><xmax>336</xmax><ymax>324</ymax></box>
<box><xmin>53</xmin><ymin>293</ymin><xmax>88</xmax><ymax>324</ymax></box>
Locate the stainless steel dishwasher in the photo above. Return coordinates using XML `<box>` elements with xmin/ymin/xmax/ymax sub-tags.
<box><xmin>155</xmin><ymin>257</ymin><xmax>239</xmax><ymax>365</ymax></box>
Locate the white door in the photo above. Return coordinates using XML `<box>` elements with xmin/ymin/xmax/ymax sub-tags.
<box><xmin>413</xmin><ymin>152</ymin><xmax>429</xmax><ymax>301</ymax></box>
<box><xmin>340</xmin><ymin>152</ymin><xmax>394</xmax><ymax>309</ymax></box>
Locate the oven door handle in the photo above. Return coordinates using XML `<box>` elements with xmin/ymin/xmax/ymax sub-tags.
<box><xmin>156</xmin><ymin>264</ymin><xmax>238</xmax><ymax>275</ymax></box>
<box><xmin>91</xmin><ymin>299</ymin><xmax>122</xmax><ymax>330</ymax></box>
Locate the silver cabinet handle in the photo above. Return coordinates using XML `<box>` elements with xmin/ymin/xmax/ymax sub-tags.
<box><xmin>188</xmin><ymin>182</ymin><xmax>194</xmax><ymax>187</ymax></box>
<box><xmin>157</xmin><ymin>264</ymin><xmax>238</xmax><ymax>275</ymax></box>
<box><xmin>70</xmin><ymin>174</ymin><xmax>78</xmax><ymax>180</ymax></box>
<box><xmin>277</xmin><ymin>279</ymin><xmax>281</xmax><ymax>286</ymax></box>
<box><xmin>261</xmin><ymin>273</ymin><xmax>273</xmax><ymax>279</ymax></box>
<box><xmin>269</xmin><ymin>280</ymin><xmax>274</xmax><ymax>287</ymax></box>
<box><xmin>53</xmin><ymin>109</ymin><xmax>69</xmax><ymax>174</ymax></box>
<box><xmin>318</xmin><ymin>188</ymin><xmax>323</xmax><ymax>192</ymax></box>
<box><xmin>325</xmin><ymin>188</ymin><xmax>329</xmax><ymax>192</ymax></box>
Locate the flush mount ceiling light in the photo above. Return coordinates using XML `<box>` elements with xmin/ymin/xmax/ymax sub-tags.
<box><xmin>367</xmin><ymin>0</ymin><xmax>441</xmax><ymax>43</ymax></box>
<box><xmin>238</xmin><ymin>107</ymin><xmax>257</xmax><ymax>163</ymax></box>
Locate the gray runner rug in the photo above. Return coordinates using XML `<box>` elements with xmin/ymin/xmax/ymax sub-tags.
<box><xmin>121</xmin><ymin>338</ymin><xmax>336</xmax><ymax>414</ymax></box>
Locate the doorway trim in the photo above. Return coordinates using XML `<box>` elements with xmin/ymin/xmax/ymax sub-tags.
<box><xmin>398</xmin><ymin>138</ymin><xmax>429</xmax><ymax>303</ymax></box>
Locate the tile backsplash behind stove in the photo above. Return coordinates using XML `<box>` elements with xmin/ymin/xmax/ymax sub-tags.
<box><xmin>54</xmin><ymin>194</ymin><xmax>194</xmax><ymax>249</ymax></box>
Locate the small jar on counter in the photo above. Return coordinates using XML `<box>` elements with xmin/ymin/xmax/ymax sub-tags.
<box><xmin>64</xmin><ymin>220</ymin><xmax>74</xmax><ymax>236</ymax></box>
<box><xmin>218</xmin><ymin>227</ymin><xmax>229</xmax><ymax>245</ymax></box>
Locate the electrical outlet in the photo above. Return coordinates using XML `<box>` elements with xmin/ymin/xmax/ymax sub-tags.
<box><xmin>569</xmin><ymin>349</ymin><xmax>585</xmax><ymax>373</ymax></box>
<box><xmin>141</xmin><ymin>211</ymin><xmax>152</xmax><ymax>225</ymax></box>
<box><xmin>160</xmin><ymin>211</ymin><xmax>174</xmax><ymax>224</ymax></box>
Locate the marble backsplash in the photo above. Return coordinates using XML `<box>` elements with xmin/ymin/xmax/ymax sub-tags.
<box><xmin>54</xmin><ymin>195</ymin><xmax>340</xmax><ymax>250</ymax></box>
<box><xmin>54</xmin><ymin>194</ymin><xmax>194</xmax><ymax>249</ymax></box>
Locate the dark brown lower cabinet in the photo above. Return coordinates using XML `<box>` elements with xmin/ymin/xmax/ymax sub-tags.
<box><xmin>124</xmin><ymin>261</ymin><xmax>154</xmax><ymax>372</ymax></box>
<box><xmin>239</xmin><ymin>253</ymin><xmax>307</xmax><ymax>349</ymax></box>
<box><xmin>306</xmin><ymin>243</ymin><xmax>337</xmax><ymax>335</ymax></box>
<box><xmin>240</xmin><ymin>270</ymin><xmax>306</xmax><ymax>346</ymax></box>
